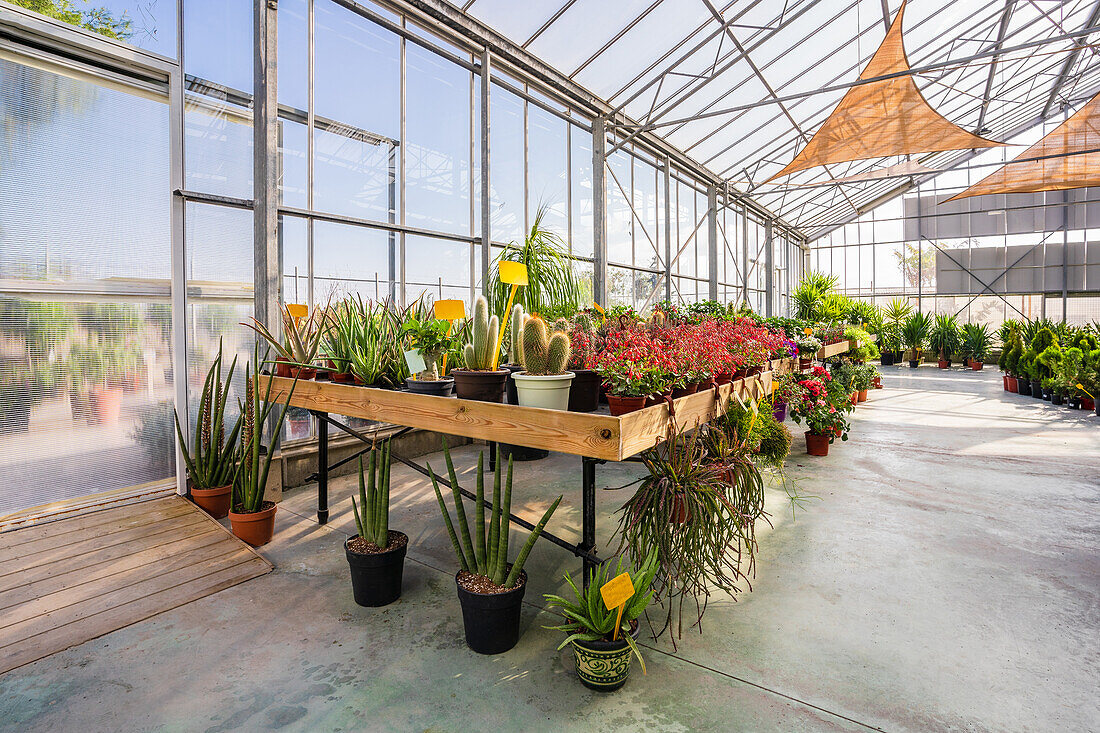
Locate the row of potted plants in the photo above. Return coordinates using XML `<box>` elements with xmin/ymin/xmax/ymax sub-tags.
<box><xmin>998</xmin><ymin>320</ymin><xmax>1100</xmax><ymax>413</ymax></box>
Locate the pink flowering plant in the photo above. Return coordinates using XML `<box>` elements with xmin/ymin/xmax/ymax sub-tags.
<box><xmin>789</xmin><ymin>367</ymin><xmax>849</xmax><ymax>441</ymax></box>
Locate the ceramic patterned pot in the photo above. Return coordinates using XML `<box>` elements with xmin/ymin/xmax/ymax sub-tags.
<box><xmin>571</xmin><ymin>623</ymin><xmax>639</xmax><ymax>692</ymax></box>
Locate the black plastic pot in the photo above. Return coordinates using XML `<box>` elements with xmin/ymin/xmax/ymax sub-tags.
<box><xmin>452</xmin><ymin>369</ymin><xmax>509</xmax><ymax>402</ymax></box>
<box><xmin>908</xmin><ymin>360</ymin><xmax>920</xmax><ymax>368</ymax></box>
<box><xmin>405</xmin><ymin>377</ymin><xmax>454</xmax><ymax>397</ymax></box>
<box><xmin>567</xmin><ymin>369</ymin><xmax>601</xmax><ymax>412</ymax></box>
<box><xmin>502</xmin><ymin>364</ymin><xmax>524</xmax><ymax>404</ymax></box>
<box><xmin>1016</xmin><ymin>379</ymin><xmax>1031</xmax><ymax>396</ymax></box>
<box><xmin>345</xmin><ymin>532</ymin><xmax>407</xmax><ymax>607</ymax></box>
<box><xmin>1042</xmin><ymin>387</ymin><xmax>1052</xmax><ymax>401</ymax></box>
<box><xmin>455</xmin><ymin>570</ymin><xmax>526</xmax><ymax>654</ymax></box>
<box><xmin>880</xmin><ymin>353</ymin><xmax>894</xmax><ymax>366</ymax></box>
<box><xmin>1051</xmin><ymin>392</ymin><xmax>1065</xmax><ymax>406</ymax></box>
<box><xmin>1068</xmin><ymin>396</ymin><xmax>1082</xmax><ymax>410</ymax></box>
<box><xmin>1095</xmin><ymin>400</ymin><xmax>1099</xmax><ymax>417</ymax></box>
<box><xmin>1032</xmin><ymin>380</ymin><xmax>1044</xmax><ymax>399</ymax></box>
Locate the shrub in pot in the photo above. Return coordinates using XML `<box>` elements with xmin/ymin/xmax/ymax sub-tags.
<box><xmin>790</xmin><ymin>368</ymin><xmax>849</xmax><ymax>456</ymax></box>
<box><xmin>346</xmin><ymin>440</ymin><xmax>407</xmax><ymax>607</ymax></box>
<box><xmin>401</xmin><ymin>316</ymin><xmax>455</xmax><ymax>396</ymax></box>
<box><xmin>450</xmin><ymin>296</ymin><xmax>509</xmax><ymax>402</ymax></box>
<box><xmin>961</xmin><ymin>323</ymin><xmax>991</xmax><ymax>371</ymax></box>
<box><xmin>901</xmin><ymin>312</ymin><xmax>930</xmax><ymax>368</ymax></box>
<box><xmin>229</xmin><ymin>348</ymin><xmax>296</xmax><ymax>547</ymax></box>
<box><xmin>430</xmin><ymin>443</ymin><xmax>561</xmax><ymax>654</ymax></box>
<box><xmin>512</xmin><ymin>316</ymin><xmax>575</xmax><ymax>411</ymax></box>
<box><xmin>174</xmin><ymin>343</ymin><xmax>242</xmax><ymax>519</ymax></box>
<box><xmin>544</xmin><ymin>549</ymin><xmax>658</xmax><ymax>692</ymax></box>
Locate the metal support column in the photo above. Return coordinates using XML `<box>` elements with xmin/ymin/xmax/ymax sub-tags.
<box><xmin>663</xmin><ymin>157</ymin><xmax>672</xmax><ymax>304</ymax></box>
<box><xmin>169</xmin><ymin>2</ymin><xmax>187</xmax><ymax>496</ymax></box>
<box><xmin>316</xmin><ymin>412</ymin><xmax>328</xmax><ymax>524</ymax></box>
<box><xmin>592</xmin><ymin>117</ymin><xmax>608</xmax><ymax>306</ymax></box>
<box><xmin>763</xmin><ymin>219</ymin><xmax>774</xmax><ymax>316</ymax></box>
<box><xmin>707</xmin><ymin>184</ymin><xmax>718</xmax><ymax>301</ymax></box>
<box><xmin>480</xmin><ymin>48</ymin><xmax>492</xmax><ymax>292</ymax></box>
<box><xmin>254</xmin><ymin>0</ymin><xmax>280</xmax><ymax>330</ymax></box>
<box><xmin>580</xmin><ymin>456</ymin><xmax>602</xmax><ymax>589</ymax></box>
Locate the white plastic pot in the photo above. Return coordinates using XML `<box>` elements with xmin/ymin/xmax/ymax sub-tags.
<box><xmin>511</xmin><ymin>371</ymin><xmax>575</xmax><ymax>411</ymax></box>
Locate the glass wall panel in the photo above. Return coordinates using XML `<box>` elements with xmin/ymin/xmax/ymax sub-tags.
<box><xmin>570</xmin><ymin>127</ymin><xmax>593</xmax><ymax>258</ymax></box>
<box><xmin>9</xmin><ymin>0</ymin><xmax>178</xmax><ymax>58</ymax></box>
<box><xmin>489</xmin><ymin>85</ymin><xmax>525</xmax><ymax>243</ymax></box>
<box><xmin>313</xmin><ymin>221</ymin><xmax>394</xmax><ymax>303</ymax></box>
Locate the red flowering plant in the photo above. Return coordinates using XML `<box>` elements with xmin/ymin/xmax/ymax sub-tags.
<box><xmin>770</xmin><ymin>372</ymin><xmax>805</xmax><ymax>407</ymax></box>
<box><xmin>594</xmin><ymin>327</ymin><xmax>675</xmax><ymax>396</ymax></box>
<box><xmin>789</xmin><ymin>366</ymin><xmax>849</xmax><ymax>441</ymax></box>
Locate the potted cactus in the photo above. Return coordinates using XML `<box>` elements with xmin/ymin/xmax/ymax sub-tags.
<box><xmin>501</xmin><ymin>304</ymin><xmax>526</xmax><ymax>404</ymax></box>
<box><xmin>567</xmin><ymin>311</ymin><xmax>601</xmax><ymax>412</ymax></box>
<box><xmin>430</xmin><ymin>443</ymin><xmax>561</xmax><ymax>654</ymax></box>
<box><xmin>451</xmin><ymin>295</ymin><xmax>510</xmax><ymax>402</ymax></box>
<box><xmin>512</xmin><ymin>316</ymin><xmax>574</xmax><ymax>411</ymax></box>
<box><xmin>345</xmin><ymin>439</ymin><xmax>408</xmax><ymax>607</ymax></box>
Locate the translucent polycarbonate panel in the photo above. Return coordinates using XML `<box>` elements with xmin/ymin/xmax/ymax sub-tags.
<box><xmin>185</xmin><ymin>202</ymin><xmax>252</xmax><ymax>287</ymax></box>
<box><xmin>8</xmin><ymin>0</ymin><xmax>177</xmax><ymax>58</ymax></box>
<box><xmin>489</xmin><ymin>84</ymin><xmax>525</xmax><ymax>243</ymax></box>
<box><xmin>313</xmin><ymin>127</ymin><xmax>397</xmax><ymax>223</ymax></box>
<box><xmin>526</xmin><ymin>0</ymin><xmax>659</xmax><ymax>76</ymax></box>
<box><xmin>0</xmin><ymin>58</ymin><xmax>171</xmax><ymax>285</ymax></box>
<box><xmin>281</xmin><ymin>215</ymin><xmax>310</xmax><ymax>308</ymax></box>
<box><xmin>279</xmin><ymin>118</ymin><xmax>308</xmax><ymax>209</ymax></box>
<box><xmin>184</xmin><ymin>0</ymin><xmax>251</xmax><ymax>93</ymax></box>
<box><xmin>607</xmin><ymin>265</ymin><xmax>633</xmax><ymax>308</ymax></box>
<box><xmin>633</xmin><ymin>159</ymin><xmax>660</xmax><ymax>268</ymax></box>
<box><xmin>464</xmin><ymin>0</ymin><xmax>567</xmax><ymax>47</ymax></box>
<box><xmin>527</xmin><ymin>106</ymin><xmax>568</xmax><ymax>236</ymax></box>
<box><xmin>185</xmin><ymin>92</ymin><xmax>253</xmax><ymax>199</ymax></box>
<box><xmin>313</xmin><ymin>221</ymin><xmax>394</xmax><ymax>303</ymax></box>
<box><xmin>406</xmin><ymin>44</ymin><xmax>472</xmax><ymax>237</ymax></box>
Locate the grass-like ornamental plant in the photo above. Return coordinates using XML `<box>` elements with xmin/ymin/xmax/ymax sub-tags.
<box><xmin>544</xmin><ymin>549</ymin><xmax>659</xmax><ymax>670</ymax></box>
<box><xmin>961</xmin><ymin>322</ymin><xmax>991</xmax><ymax>363</ymax></box>
<box><xmin>928</xmin><ymin>314</ymin><xmax>961</xmax><ymax>362</ymax></box>
<box><xmin>174</xmin><ymin>341</ymin><xmax>242</xmax><ymax>489</ymax></box>
<box><xmin>521</xmin><ymin>315</ymin><xmax>571</xmax><ymax>375</ymax></box>
<box><xmin>901</xmin><ymin>311</ymin><xmax>931</xmax><ymax>361</ymax></box>
<box><xmin>234</xmin><ymin>346</ymin><xmax>296</xmax><ymax>513</ymax></box>
<box><xmin>430</xmin><ymin>441</ymin><xmax>562</xmax><ymax>589</ymax></box>
<box><xmin>463</xmin><ymin>295</ymin><xmax>501</xmax><ymax>371</ymax></box>
<box><xmin>352</xmin><ymin>440</ymin><xmax>393</xmax><ymax>548</ymax></box>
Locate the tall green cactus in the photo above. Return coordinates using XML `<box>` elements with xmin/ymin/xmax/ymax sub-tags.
<box><xmin>462</xmin><ymin>295</ymin><xmax>500</xmax><ymax>370</ymax></box>
<box><xmin>521</xmin><ymin>315</ymin><xmax>571</xmax><ymax>375</ymax></box>
<box><xmin>429</xmin><ymin>441</ymin><xmax>562</xmax><ymax>588</ymax></box>
<box><xmin>351</xmin><ymin>440</ymin><xmax>392</xmax><ymax>548</ymax></box>
<box><xmin>508</xmin><ymin>304</ymin><xmax>525</xmax><ymax>366</ymax></box>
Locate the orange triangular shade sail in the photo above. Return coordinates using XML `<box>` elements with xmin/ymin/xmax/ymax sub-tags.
<box><xmin>946</xmin><ymin>92</ymin><xmax>1100</xmax><ymax>201</ymax></box>
<box><xmin>766</xmin><ymin>0</ymin><xmax>1002</xmax><ymax>182</ymax></box>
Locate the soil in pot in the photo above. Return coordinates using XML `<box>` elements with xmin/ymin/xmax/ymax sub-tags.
<box><xmin>567</xmin><ymin>369</ymin><xmax>601</xmax><ymax>412</ymax></box>
<box><xmin>191</xmin><ymin>484</ymin><xmax>232</xmax><ymax>519</ymax></box>
<box><xmin>451</xmin><ymin>369</ymin><xmax>509</xmax><ymax>402</ymax></box>
<box><xmin>346</xmin><ymin>531</ymin><xmax>408</xmax><ymax>607</ymax></box>
<box><xmin>405</xmin><ymin>376</ymin><xmax>455</xmax><ymax>396</ymax></box>
<box><xmin>455</xmin><ymin>569</ymin><xmax>527</xmax><ymax>655</ymax></box>
<box><xmin>572</xmin><ymin>619</ymin><xmax>640</xmax><ymax>692</ymax></box>
<box><xmin>608</xmin><ymin>394</ymin><xmax>646</xmax><ymax>416</ymax></box>
<box><xmin>229</xmin><ymin>501</ymin><xmax>277</xmax><ymax>546</ymax></box>
<box><xmin>805</xmin><ymin>432</ymin><xmax>830</xmax><ymax>456</ymax></box>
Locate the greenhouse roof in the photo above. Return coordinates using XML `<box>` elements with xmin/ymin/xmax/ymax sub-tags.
<box><xmin>447</xmin><ymin>0</ymin><xmax>1100</xmax><ymax>239</ymax></box>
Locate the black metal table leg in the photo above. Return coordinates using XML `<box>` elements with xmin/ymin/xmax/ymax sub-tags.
<box><xmin>317</xmin><ymin>413</ymin><xmax>329</xmax><ymax>525</ymax></box>
<box><xmin>488</xmin><ymin>440</ymin><xmax>497</xmax><ymax>470</ymax></box>
<box><xmin>580</xmin><ymin>456</ymin><xmax>601</xmax><ymax>590</ymax></box>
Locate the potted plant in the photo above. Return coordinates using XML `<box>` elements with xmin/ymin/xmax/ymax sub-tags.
<box><xmin>430</xmin><ymin>443</ymin><xmax>561</xmax><ymax>654</ymax></box>
<box><xmin>229</xmin><ymin>347</ymin><xmax>296</xmax><ymax>546</ymax></box>
<box><xmin>770</xmin><ymin>371</ymin><xmax>804</xmax><ymax>422</ymax></box>
<box><xmin>901</xmin><ymin>312</ymin><xmax>930</xmax><ymax>368</ymax></box>
<box><xmin>961</xmin><ymin>323</ymin><xmax>990</xmax><ymax>370</ymax></box>
<box><xmin>402</xmin><ymin>316</ymin><xmax>454</xmax><ymax>396</ymax></box>
<box><xmin>346</xmin><ymin>440</ymin><xmax>408</xmax><ymax>607</ymax></box>
<box><xmin>174</xmin><ymin>343</ymin><xmax>242</xmax><ymax>518</ymax></box>
<box><xmin>1016</xmin><ymin>351</ymin><xmax>1034</xmax><ymax>396</ymax></box>
<box><xmin>928</xmin><ymin>314</ymin><xmax>960</xmax><ymax>369</ymax></box>
<box><xmin>850</xmin><ymin>363</ymin><xmax>877</xmax><ymax>402</ymax></box>
<box><xmin>794</xmin><ymin>332</ymin><xmax>822</xmax><ymax>370</ymax></box>
<box><xmin>881</xmin><ymin>298</ymin><xmax>912</xmax><ymax>364</ymax></box>
<box><xmin>451</xmin><ymin>295</ymin><xmax>510</xmax><ymax>402</ymax></box>
<box><xmin>544</xmin><ymin>549</ymin><xmax>659</xmax><ymax>692</ymax></box>
<box><xmin>594</xmin><ymin>331</ymin><xmax>657</xmax><ymax>416</ymax></box>
<box><xmin>790</xmin><ymin>369</ymin><xmax>849</xmax><ymax>456</ymax></box>
<box><xmin>244</xmin><ymin>303</ymin><xmax>326</xmax><ymax>379</ymax></box>
<box><xmin>566</xmin><ymin>312</ymin><xmax>602</xmax><ymax>412</ymax></box>
<box><xmin>512</xmin><ymin>316</ymin><xmax>574</xmax><ymax>411</ymax></box>
<box><xmin>502</xmin><ymin>304</ymin><xmax>527</xmax><ymax>404</ymax></box>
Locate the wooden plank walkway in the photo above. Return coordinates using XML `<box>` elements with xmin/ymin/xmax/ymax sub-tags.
<box><xmin>0</xmin><ymin>496</ymin><xmax>272</xmax><ymax>675</ymax></box>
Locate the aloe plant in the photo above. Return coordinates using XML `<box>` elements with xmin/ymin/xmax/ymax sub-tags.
<box><xmin>351</xmin><ymin>440</ymin><xmax>392</xmax><ymax>548</ymax></box>
<box><xmin>243</xmin><ymin>303</ymin><xmax>326</xmax><ymax>368</ymax></box>
<box><xmin>234</xmin><ymin>346</ymin><xmax>297</xmax><ymax>513</ymax></box>
<box><xmin>430</xmin><ymin>441</ymin><xmax>561</xmax><ymax>589</ymax></box>
<box><xmin>174</xmin><ymin>341</ymin><xmax>242</xmax><ymax>489</ymax></box>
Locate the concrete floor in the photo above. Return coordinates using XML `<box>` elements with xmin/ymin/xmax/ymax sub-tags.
<box><xmin>2</xmin><ymin>367</ymin><xmax>1098</xmax><ymax>732</ymax></box>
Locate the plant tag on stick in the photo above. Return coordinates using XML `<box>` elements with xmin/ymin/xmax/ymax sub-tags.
<box><xmin>433</xmin><ymin>299</ymin><xmax>466</xmax><ymax>321</ymax></box>
<box><xmin>404</xmin><ymin>350</ymin><xmax>426</xmax><ymax>376</ymax></box>
<box><xmin>600</xmin><ymin>572</ymin><xmax>634</xmax><ymax>642</ymax></box>
<box><xmin>498</xmin><ymin>261</ymin><xmax>529</xmax><ymax>285</ymax></box>
<box><xmin>286</xmin><ymin>303</ymin><xmax>308</xmax><ymax>322</ymax></box>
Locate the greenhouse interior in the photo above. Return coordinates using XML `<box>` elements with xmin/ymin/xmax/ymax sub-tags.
<box><xmin>1</xmin><ymin>0</ymin><xmax>1099</xmax><ymax>730</ymax></box>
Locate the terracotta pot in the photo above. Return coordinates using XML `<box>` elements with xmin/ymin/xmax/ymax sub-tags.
<box><xmin>1002</xmin><ymin>375</ymin><xmax>1009</xmax><ymax>390</ymax></box>
<box><xmin>289</xmin><ymin>366</ymin><xmax>317</xmax><ymax>380</ymax></box>
<box><xmin>332</xmin><ymin>371</ymin><xmax>356</xmax><ymax>383</ymax></box>
<box><xmin>229</xmin><ymin>501</ymin><xmax>277</xmax><ymax>547</ymax></box>
<box><xmin>715</xmin><ymin>373</ymin><xmax>732</xmax><ymax>386</ymax></box>
<box><xmin>671</xmin><ymin>383</ymin><xmax>699</xmax><ymax>399</ymax></box>
<box><xmin>857</xmin><ymin>389</ymin><xmax>868</xmax><ymax>402</ymax></box>
<box><xmin>191</xmin><ymin>484</ymin><xmax>231</xmax><ymax>519</ymax></box>
<box><xmin>607</xmin><ymin>394</ymin><xmax>646</xmax><ymax>416</ymax></box>
<box><xmin>1006</xmin><ymin>375</ymin><xmax>1018</xmax><ymax>392</ymax></box>
<box><xmin>733</xmin><ymin>368</ymin><xmax>749</xmax><ymax>379</ymax></box>
<box><xmin>850</xmin><ymin>392</ymin><xmax>858</xmax><ymax>406</ymax></box>
<box><xmin>805</xmin><ymin>432</ymin><xmax>830</xmax><ymax>456</ymax></box>
<box><xmin>451</xmin><ymin>369</ymin><xmax>509</xmax><ymax>403</ymax></box>
<box><xmin>938</xmin><ymin>360</ymin><xmax>950</xmax><ymax>369</ymax></box>
<box><xmin>90</xmin><ymin>387</ymin><xmax>123</xmax><ymax>425</ymax></box>
<box><xmin>747</xmin><ymin>365</ymin><xmax>763</xmax><ymax>377</ymax></box>
<box><xmin>971</xmin><ymin>361</ymin><xmax>984</xmax><ymax>371</ymax></box>
<box><xmin>798</xmin><ymin>357</ymin><xmax>812</xmax><ymax>371</ymax></box>
<box><xmin>698</xmin><ymin>377</ymin><xmax>716</xmax><ymax>390</ymax></box>
<box><xmin>644</xmin><ymin>390</ymin><xmax>672</xmax><ymax>408</ymax></box>
<box><xmin>1082</xmin><ymin>397</ymin><xmax>1095</xmax><ymax>411</ymax></box>
<box><xmin>274</xmin><ymin>361</ymin><xmax>293</xmax><ymax>377</ymax></box>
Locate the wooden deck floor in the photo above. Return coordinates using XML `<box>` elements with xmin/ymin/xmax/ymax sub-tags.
<box><xmin>0</xmin><ymin>496</ymin><xmax>272</xmax><ymax>674</ymax></box>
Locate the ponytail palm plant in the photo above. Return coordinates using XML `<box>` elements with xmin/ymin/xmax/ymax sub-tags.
<box><xmin>489</xmin><ymin>206</ymin><xmax>582</xmax><ymax>321</ymax></box>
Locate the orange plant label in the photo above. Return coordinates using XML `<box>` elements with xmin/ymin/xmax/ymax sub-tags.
<box><xmin>433</xmin><ymin>299</ymin><xmax>466</xmax><ymax>321</ymax></box>
<box><xmin>600</xmin><ymin>572</ymin><xmax>634</xmax><ymax>610</ymax></box>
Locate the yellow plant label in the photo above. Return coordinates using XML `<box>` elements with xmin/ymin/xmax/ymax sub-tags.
<box><xmin>803</xmin><ymin>327</ymin><xmax>813</xmax><ymax>336</ymax></box>
<box><xmin>593</xmin><ymin>302</ymin><xmax>605</xmax><ymax>315</ymax></box>
<box><xmin>286</xmin><ymin>303</ymin><xmax>308</xmax><ymax>319</ymax></box>
<box><xmin>434</xmin><ymin>299</ymin><xmax>466</xmax><ymax>321</ymax></box>
<box><xmin>600</xmin><ymin>572</ymin><xmax>634</xmax><ymax>611</ymax></box>
<box><xmin>499</xmin><ymin>261</ymin><xmax>529</xmax><ymax>286</ymax></box>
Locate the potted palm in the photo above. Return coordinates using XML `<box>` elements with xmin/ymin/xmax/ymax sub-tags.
<box><xmin>544</xmin><ymin>550</ymin><xmax>658</xmax><ymax>692</ymax></box>
<box><xmin>882</xmin><ymin>298</ymin><xmax>912</xmax><ymax>364</ymax></box>
<box><xmin>961</xmin><ymin>323</ymin><xmax>991</xmax><ymax>370</ymax></box>
<box><xmin>512</xmin><ymin>315</ymin><xmax>574</xmax><ymax>411</ymax></box>
<box><xmin>901</xmin><ymin>312</ymin><xmax>930</xmax><ymax>368</ymax></box>
<box><xmin>244</xmin><ymin>303</ymin><xmax>326</xmax><ymax>379</ymax></box>
<box><xmin>430</xmin><ymin>443</ymin><xmax>561</xmax><ymax>654</ymax></box>
<box><xmin>174</xmin><ymin>344</ymin><xmax>242</xmax><ymax>519</ymax></box>
<box><xmin>346</xmin><ymin>440</ymin><xmax>407</xmax><ymax>607</ymax></box>
<box><xmin>928</xmin><ymin>314</ymin><xmax>961</xmax><ymax>369</ymax></box>
<box><xmin>451</xmin><ymin>295</ymin><xmax>510</xmax><ymax>402</ymax></box>
<box><xmin>229</xmin><ymin>347</ymin><xmax>296</xmax><ymax>546</ymax></box>
<box><xmin>402</xmin><ymin>317</ymin><xmax>454</xmax><ymax>396</ymax></box>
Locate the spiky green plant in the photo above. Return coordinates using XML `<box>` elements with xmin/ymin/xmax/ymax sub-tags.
<box><xmin>174</xmin><ymin>341</ymin><xmax>242</xmax><ymax>489</ymax></box>
<box><xmin>544</xmin><ymin>549</ymin><xmax>659</xmax><ymax>671</ymax></box>
<box><xmin>507</xmin><ymin>304</ymin><xmax>526</xmax><ymax>365</ymax></box>
<box><xmin>900</xmin><ymin>312</ymin><xmax>931</xmax><ymax>360</ymax></box>
<box><xmin>846</xmin><ymin>299</ymin><xmax>878</xmax><ymax>326</ymax></box>
<box><xmin>521</xmin><ymin>315</ymin><xmax>570</xmax><ymax>375</ymax></box>
<box><xmin>961</xmin><ymin>323</ymin><xmax>991</xmax><ymax>363</ymax></box>
<box><xmin>928</xmin><ymin>314</ymin><xmax>961</xmax><ymax>361</ymax></box>
<box><xmin>430</xmin><ymin>442</ymin><xmax>562</xmax><ymax>589</ymax></box>
<box><xmin>462</xmin><ymin>295</ymin><xmax>500</xmax><ymax>371</ymax></box>
<box><xmin>552</xmin><ymin>317</ymin><xmax>570</xmax><ymax>333</ymax></box>
<box><xmin>488</xmin><ymin>206</ymin><xmax>582</xmax><ymax>321</ymax></box>
<box><xmin>234</xmin><ymin>346</ymin><xmax>296</xmax><ymax>513</ymax></box>
<box><xmin>351</xmin><ymin>440</ymin><xmax>392</xmax><ymax>548</ymax></box>
<box><xmin>243</xmin><ymin>301</ymin><xmax>327</xmax><ymax>368</ymax></box>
